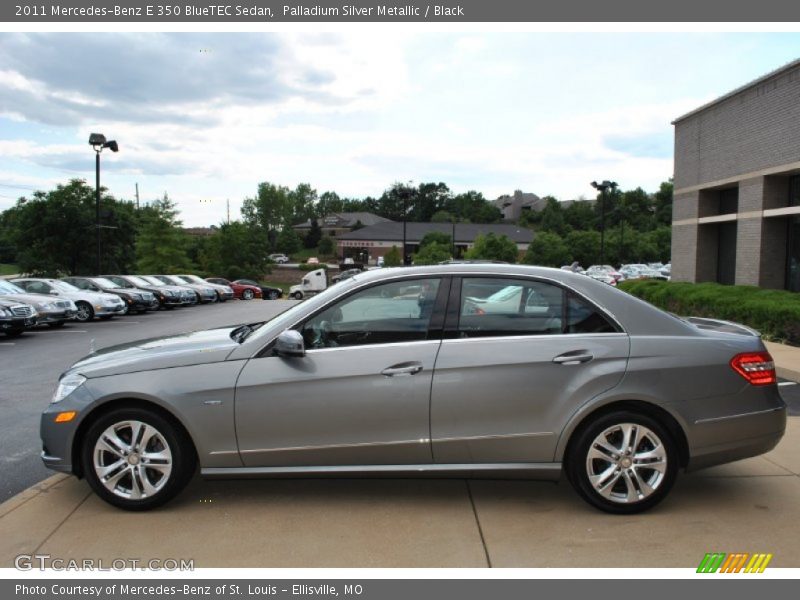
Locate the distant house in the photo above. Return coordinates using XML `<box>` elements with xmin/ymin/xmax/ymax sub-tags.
<box><xmin>293</xmin><ymin>212</ymin><xmax>393</xmax><ymax>238</ymax></box>
<box><xmin>182</xmin><ymin>226</ymin><xmax>218</xmax><ymax>237</ymax></box>
<box><xmin>336</xmin><ymin>221</ymin><xmax>535</xmax><ymax>264</ymax></box>
<box><xmin>494</xmin><ymin>190</ymin><xmax>595</xmax><ymax>220</ymax></box>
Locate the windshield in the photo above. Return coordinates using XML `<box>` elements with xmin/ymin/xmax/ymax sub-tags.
<box><xmin>162</xmin><ymin>275</ymin><xmax>184</xmax><ymax>285</ymax></box>
<box><xmin>0</xmin><ymin>280</ymin><xmax>25</xmax><ymax>294</ymax></box>
<box><xmin>141</xmin><ymin>276</ymin><xmax>167</xmax><ymax>286</ymax></box>
<box><xmin>91</xmin><ymin>277</ymin><xmax>119</xmax><ymax>289</ymax></box>
<box><xmin>125</xmin><ymin>276</ymin><xmax>151</xmax><ymax>287</ymax></box>
<box><xmin>51</xmin><ymin>280</ymin><xmax>80</xmax><ymax>292</ymax></box>
<box><xmin>180</xmin><ymin>275</ymin><xmax>203</xmax><ymax>284</ymax></box>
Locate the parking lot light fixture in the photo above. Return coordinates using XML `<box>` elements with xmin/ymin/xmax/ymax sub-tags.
<box><xmin>89</xmin><ymin>133</ymin><xmax>119</xmax><ymax>274</ymax></box>
<box><xmin>591</xmin><ymin>180</ymin><xmax>618</xmax><ymax>266</ymax></box>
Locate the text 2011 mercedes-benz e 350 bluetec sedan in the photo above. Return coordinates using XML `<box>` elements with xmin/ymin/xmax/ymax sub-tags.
<box><xmin>40</xmin><ymin>265</ymin><xmax>786</xmax><ymax>512</ymax></box>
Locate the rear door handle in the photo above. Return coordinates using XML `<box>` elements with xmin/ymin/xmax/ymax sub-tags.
<box><xmin>552</xmin><ymin>352</ymin><xmax>594</xmax><ymax>365</ymax></box>
<box><xmin>381</xmin><ymin>362</ymin><xmax>424</xmax><ymax>377</ymax></box>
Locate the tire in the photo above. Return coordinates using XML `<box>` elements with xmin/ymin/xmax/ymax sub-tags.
<box><xmin>268</xmin><ymin>290</ymin><xmax>280</xmax><ymax>300</ymax></box>
<box><xmin>81</xmin><ymin>407</ymin><xmax>196</xmax><ymax>511</ymax></box>
<box><xmin>292</xmin><ymin>291</ymin><xmax>303</xmax><ymax>300</ymax></box>
<box><xmin>47</xmin><ymin>321</ymin><xmax>66</xmax><ymax>329</ymax></box>
<box><xmin>566</xmin><ymin>410</ymin><xmax>678</xmax><ymax>514</ymax></box>
<box><xmin>242</xmin><ymin>289</ymin><xmax>254</xmax><ymax>301</ymax></box>
<box><xmin>75</xmin><ymin>301</ymin><xmax>94</xmax><ymax>322</ymax></box>
<box><xmin>99</xmin><ymin>315</ymin><xmax>113</xmax><ymax>321</ymax></box>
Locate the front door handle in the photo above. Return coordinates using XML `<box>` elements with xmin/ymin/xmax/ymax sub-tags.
<box><xmin>552</xmin><ymin>352</ymin><xmax>594</xmax><ymax>365</ymax></box>
<box><xmin>381</xmin><ymin>362</ymin><xmax>424</xmax><ymax>377</ymax></box>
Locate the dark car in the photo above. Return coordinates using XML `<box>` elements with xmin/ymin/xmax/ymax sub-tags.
<box><xmin>0</xmin><ymin>297</ymin><xmax>37</xmax><ymax>337</ymax></box>
<box><xmin>206</xmin><ymin>278</ymin><xmax>262</xmax><ymax>301</ymax></box>
<box><xmin>103</xmin><ymin>275</ymin><xmax>185</xmax><ymax>309</ymax></box>
<box><xmin>234</xmin><ymin>279</ymin><xmax>283</xmax><ymax>300</ymax></box>
<box><xmin>63</xmin><ymin>277</ymin><xmax>159</xmax><ymax>314</ymax></box>
<box><xmin>331</xmin><ymin>268</ymin><xmax>362</xmax><ymax>284</ymax></box>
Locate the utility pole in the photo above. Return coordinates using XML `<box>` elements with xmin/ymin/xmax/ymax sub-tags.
<box><xmin>227</xmin><ymin>199</ymin><xmax>230</xmax><ymax>224</ymax></box>
<box><xmin>135</xmin><ymin>183</ymin><xmax>140</xmax><ymax>210</ymax></box>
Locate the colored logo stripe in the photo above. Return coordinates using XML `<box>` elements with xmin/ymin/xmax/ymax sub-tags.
<box><xmin>697</xmin><ymin>553</ymin><xmax>772</xmax><ymax>573</ymax></box>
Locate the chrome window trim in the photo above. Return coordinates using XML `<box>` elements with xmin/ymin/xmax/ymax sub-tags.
<box><xmin>303</xmin><ymin>339</ymin><xmax>442</xmax><ymax>355</ymax></box>
<box><xmin>441</xmin><ymin>332</ymin><xmax>628</xmax><ymax>344</ymax></box>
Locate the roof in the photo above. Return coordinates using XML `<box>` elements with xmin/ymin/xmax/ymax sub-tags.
<box><xmin>672</xmin><ymin>57</ymin><xmax>800</xmax><ymax>124</ymax></box>
<box><xmin>336</xmin><ymin>221</ymin><xmax>534</xmax><ymax>244</ymax></box>
<box><xmin>294</xmin><ymin>212</ymin><xmax>392</xmax><ymax>229</ymax></box>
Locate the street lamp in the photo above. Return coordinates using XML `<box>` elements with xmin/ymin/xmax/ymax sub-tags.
<box><xmin>89</xmin><ymin>133</ymin><xmax>119</xmax><ymax>274</ymax></box>
<box><xmin>591</xmin><ymin>180</ymin><xmax>617</xmax><ymax>266</ymax></box>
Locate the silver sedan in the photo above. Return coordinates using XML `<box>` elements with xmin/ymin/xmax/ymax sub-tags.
<box><xmin>40</xmin><ymin>265</ymin><xmax>786</xmax><ymax>513</ymax></box>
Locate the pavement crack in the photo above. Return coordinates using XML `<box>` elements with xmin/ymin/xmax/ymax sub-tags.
<box><xmin>33</xmin><ymin>488</ymin><xmax>93</xmax><ymax>554</ymax></box>
<box><xmin>466</xmin><ymin>480</ymin><xmax>492</xmax><ymax>568</ymax></box>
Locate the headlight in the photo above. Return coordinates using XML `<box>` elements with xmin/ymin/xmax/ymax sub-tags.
<box><xmin>52</xmin><ymin>373</ymin><xmax>86</xmax><ymax>404</ymax></box>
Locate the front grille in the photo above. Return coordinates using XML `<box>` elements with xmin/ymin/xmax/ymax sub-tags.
<box><xmin>11</xmin><ymin>305</ymin><xmax>34</xmax><ymax>317</ymax></box>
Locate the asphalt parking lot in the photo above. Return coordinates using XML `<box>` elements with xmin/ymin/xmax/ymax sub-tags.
<box><xmin>0</xmin><ymin>300</ymin><xmax>293</xmax><ymax>502</ymax></box>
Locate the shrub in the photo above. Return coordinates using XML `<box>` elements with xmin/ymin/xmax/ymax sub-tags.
<box><xmin>618</xmin><ymin>280</ymin><xmax>800</xmax><ymax>346</ymax></box>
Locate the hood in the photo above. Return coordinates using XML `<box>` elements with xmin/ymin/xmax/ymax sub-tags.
<box><xmin>0</xmin><ymin>291</ymin><xmax>70</xmax><ymax>310</ymax></box>
<box><xmin>68</xmin><ymin>326</ymin><xmax>242</xmax><ymax>378</ymax></box>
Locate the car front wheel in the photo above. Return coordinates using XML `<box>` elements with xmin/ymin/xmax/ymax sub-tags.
<box><xmin>82</xmin><ymin>407</ymin><xmax>195</xmax><ymax>511</ymax></box>
<box><xmin>242</xmin><ymin>289</ymin><xmax>254</xmax><ymax>300</ymax></box>
<box><xmin>268</xmin><ymin>290</ymin><xmax>280</xmax><ymax>300</ymax></box>
<box><xmin>74</xmin><ymin>301</ymin><xmax>94</xmax><ymax>322</ymax></box>
<box><xmin>567</xmin><ymin>411</ymin><xmax>678</xmax><ymax>514</ymax></box>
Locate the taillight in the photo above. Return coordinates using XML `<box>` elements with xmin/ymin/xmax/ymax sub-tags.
<box><xmin>730</xmin><ymin>352</ymin><xmax>776</xmax><ymax>386</ymax></box>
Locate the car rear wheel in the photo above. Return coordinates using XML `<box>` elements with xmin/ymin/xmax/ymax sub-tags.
<box><xmin>567</xmin><ymin>411</ymin><xmax>678</xmax><ymax>514</ymax></box>
<box><xmin>268</xmin><ymin>290</ymin><xmax>280</xmax><ymax>300</ymax></box>
<box><xmin>82</xmin><ymin>407</ymin><xmax>195</xmax><ymax>511</ymax></box>
<box><xmin>242</xmin><ymin>289</ymin><xmax>254</xmax><ymax>301</ymax></box>
<box><xmin>75</xmin><ymin>301</ymin><xmax>94</xmax><ymax>322</ymax></box>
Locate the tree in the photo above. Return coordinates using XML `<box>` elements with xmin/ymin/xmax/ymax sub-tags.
<box><xmin>522</xmin><ymin>232</ymin><xmax>570</xmax><ymax>267</ymax></box>
<box><xmin>241</xmin><ymin>182</ymin><xmax>293</xmax><ymax>251</ymax></box>
<box><xmin>653</xmin><ymin>180</ymin><xmax>673</xmax><ymax>227</ymax></box>
<box><xmin>564</xmin><ymin>230</ymin><xmax>601</xmax><ymax>268</ymax></box>
<box><xmin>276</xmin><ymin>226</ymin><xmax>302</xmax><ymax>255</ymax></box>
<box><xmin>136</xmin><ymin>193</ymin><xmax>195</xmax><ymax>273</ymax></box>
<box><xmin>200</xmin><ymin>221</ymin><xmax>268</xmax><ymax>280</ymax></box>
<box><xmin>413</xmin><ymin>242</ymin><xmax>451</xmax><ymax>265</ymax></box>
<box><xmin>3</xmin><ymin>179</ymin><xmax>137</xmax><ymax>276</ymax></box>
<box><xmin>563</xmin><ymin>200</ymin><xmax>596</xmax><ymax>231</ymax></box>
<box><xmin>318</xmin><ymin>235</ymin><xmax>335</xmax><ymax>256</ymax></box>
<box><xmin>419</xmin><ymin>231</ymin><xmax>452</xmax><ymax>249</ymax></box>
<box><xmin>539</xmin><ymin>196</ymin><xmax>567</xmax><ymax>236</ymax></box>
<box><xmin>289</xmin><ymin>183</ymin><xmax>317</xmax><ymax>224</ymax></box>
<box><xmin>465</xmin><ymin>233</ymin><xmax>519</xmax><ymax>263</ymax></box>
<box><xmin>383</xmin><ymin>246</ymin><xmax>402</xmax><ymax>267</ymax></box>
<box><xmin>305</xmin><ymin>218</ymin><xmax>322</xmax><ymax>249</ymax></box>
<box><xmin>431</xmin><ymin>210</ymin><xmax>454</xmax><ymax>223</ymax></box>
<box><xmin>317</xmin><ymin>191</ymin><xmax>344</xmax><ymax>217</ymax></box>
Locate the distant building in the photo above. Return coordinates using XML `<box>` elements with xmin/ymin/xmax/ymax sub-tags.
<box><xmin>336</xmin><ymin>221</ymin><xmax>535</xmax><ymax>264</ymax></box>
<box><xmin>671</xmin><ymin>59</ymin><xmax>800</xmax><ymax>291</ymax></box>
<box><xmin>293</xmin><ymin>212</ymin><xmax>392</xmax><ymax>238</ymax></box>
<box><xmin>494</xmin><ymin>190</ymin><xmax>595</xmax><ymax>221</ymax></box>
<box><xmin>182</xmin><ymin>226</ymin><xmax>218</xmax><ymax>237</ymax></box>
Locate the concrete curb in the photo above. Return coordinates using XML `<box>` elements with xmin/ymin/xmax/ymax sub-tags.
<box><xmin>0</xmin><ymin>474</ymin><xmax>68</xmax><ymax>519</ymax></box>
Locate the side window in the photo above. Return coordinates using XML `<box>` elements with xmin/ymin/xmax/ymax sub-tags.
<box><xmin>458</xmin><ymin>278</ymin><xmax>564</xmax><ymax>338</ymax></box>
<box><xmin>566</xmin><ymin>293</ymin><xmax>617</xmax><ymax>333</ymax></box>
<box><xmin>300</xmin><ymin>278</ymin><xmax>441</xmax><ymax>349</ymax></box>
<box><xmin>25</xmin><ymin>281</ymin><xmax>50</xmax><ymax>294</ymax></box>
<box><xmin>70</xmin><ymin>279</ymin><xmax>89</xmax><ymax>290</ymax></box>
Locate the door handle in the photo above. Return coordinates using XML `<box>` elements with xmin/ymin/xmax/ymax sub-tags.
<box><xmin>552</xmin><ymin>352</ymin><xmax>594</xmax><ymax>365</ymax></box>
<box><xmin>381</xmin><ymin>362</ymin><xmax>424</xmax><ymax>377</ymax></box>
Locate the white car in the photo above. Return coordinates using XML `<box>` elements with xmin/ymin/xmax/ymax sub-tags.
<box><xmin>269</xmin><ymin>254</ymin><xmax>289</xmax><ymax>264</ymax></box>
<box><xmin>12</xmin><ymin>278</ymin><xmax>126</xmax><ymax>322</ymax></box>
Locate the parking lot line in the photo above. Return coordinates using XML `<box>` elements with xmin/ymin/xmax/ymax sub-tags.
<box><xmin>45</xmin><ymin>330</ymin><xmax>87</xmax><ymax>333</ymax></box>
<box><xmin>0</xmin><ymin>342</ymin><xmax>15</xmax><ymax>346</ymax></box>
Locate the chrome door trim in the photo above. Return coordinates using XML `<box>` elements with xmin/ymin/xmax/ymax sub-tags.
<box><xmin>433</xmin><ymin>431</ymin><xmax>553</xmax><ymax>443</ymax></box>
<box><xmin>694</xmin><ymin>406</ymin><xmax>785</xmax><ymax>425</ymax></box>
<box><xmin>239</xmin><ymin>437</ymin><xmax>431</xmax><ymax>455</ymax></box>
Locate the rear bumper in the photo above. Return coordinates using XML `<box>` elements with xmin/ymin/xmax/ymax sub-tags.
<box><xmin>686</xmin><ymin>406</ymin><xmax>786</xmax><ymax>471</ymax></box>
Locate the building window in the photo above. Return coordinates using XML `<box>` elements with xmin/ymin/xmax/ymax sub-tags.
<box><xmin>790</xmin><ymin>176</ymin><xmax>800</xmax><ymax>208</ymax></box>
<box><xmin>788</xmin><ymin>215</ymin><xmax>800</xmax><ymax>293</ymax></box>
<box><xmin>718</xmin><ymin>188</ymin><xmax>739</xmax><ymax>214</ymax></box>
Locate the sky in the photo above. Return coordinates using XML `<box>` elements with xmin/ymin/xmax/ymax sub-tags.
<box><xmin>0</xmin><ymin>32</ymin><xmax>799</xmax><ymax>226</ymax></box>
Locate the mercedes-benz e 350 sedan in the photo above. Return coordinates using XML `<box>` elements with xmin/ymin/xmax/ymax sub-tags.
<box><xmin>40</xmin><ymin>265</ymin><xmax>786</xmax><ymax>512</ymax></box>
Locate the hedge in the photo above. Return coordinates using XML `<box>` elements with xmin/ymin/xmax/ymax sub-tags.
<box><xmin>618</xmin><ymin>279</ymin><xmax>800</xmax><ymax>346</ymax></box>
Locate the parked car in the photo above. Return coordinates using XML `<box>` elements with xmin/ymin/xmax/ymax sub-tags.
<box><xmin>206</xmin><ymin>278</ymin><xmax>262</xmax><ymax>301</ymax></box>
<box><xmin>138</xmin><ymin>276</ymin><xmax>198</xmax><ymax>306</ymax></box>
<box><xmin>0</xmin><ymin>279</ymin><xmax>76</xmax><ymax>327</ymax></box>
<box><xmin>62</xmin><ymin>277</ymin><xmax>159</xmax><ymax>314</ymax></box>
<box><xmin>331</xmin><ymin>268</ymin><xmax>361</xmax><ymax>284</ymax></box>
<box><xmin>40</xmin><ymin>264</ymin><xmax>786</xmax><ymax>513</ymax></box>
<box><xmin>268</xmin><ymin>254</ymin><xmax>289</xmax><ymax>264</ymax></box>
<box><xmin>0</xmin><ymin>297</ymin><xmax>37</xmax><ymax>337</ymax></box>
<box><xmin>233</xmin><ymin>279</ymin><xmax>283</xmax><ymax>300</ymax></box>
<box><xmin>174</xmin><ymin>274</ymin><xmax>234</xmax><ymax>302</ymax></box>
<box><xmin>150</xmin><ymin>275</ymin><xmax>217</xmax><ymax>304</ymax></box>
<box><xmin>12</xmin><ymin>278</ymin><xmax>125</xmax><ymax>322</ymax></box>
<box><xmin>103</xmin><ymin>275</ymin><xmax>184</xmax><ymax>309</ymax></box>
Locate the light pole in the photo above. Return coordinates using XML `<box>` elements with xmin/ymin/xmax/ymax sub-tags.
<box><xmin>591</xmin><ymin>180</ymin><xmax>617</xmax><ymax>266</ymax></box>
<box><xmin>89</xmin><ymin>133</ymin><xmax>118</xmax><ymax>274</ymax></box>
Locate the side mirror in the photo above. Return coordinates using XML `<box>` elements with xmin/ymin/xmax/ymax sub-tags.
<box><xmin>274</xmin><ymin>330</ymin><xmax>305</xmax><ymax>358</ymax></box>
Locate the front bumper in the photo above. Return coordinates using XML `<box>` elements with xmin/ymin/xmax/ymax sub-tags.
<box><xmin>1</xmin><ymin>315</ymin><xmax>37</xmax><ymax>331</ymax></box>
<box><xmin>94</xmin><ymin>303</ymin><xmax>126</xmax><ymax>316</ymax></box>
<box><xmin>37</xmin><ymin>309</ymin><xmax>75</xmax><ymax>324</ymax></box>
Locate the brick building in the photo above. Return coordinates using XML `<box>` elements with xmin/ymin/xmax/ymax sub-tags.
<box><xmin>671</xmin><ymin>59</ymin><xmax>800</xmax><ymax>292</ymax></box>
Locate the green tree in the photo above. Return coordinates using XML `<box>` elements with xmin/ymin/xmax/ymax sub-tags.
<box><xmin>465</xmin><ymin>233</ymin><xmax>519</xmax><ymax>263</ymax></box>
<box><xmin>318</xmin><ymin>235</ymin><xmax>335</xmax><ymax>257</ymax></box>
<box><xmin>304</xmin><ymin>218</ymin><xmax>322</xmax><ymax>249</ymax></box>
<box><xmin>289</xmin><ymin>183</ymin><xmax>318</xmax><ymax>224</ymax></box>
<box><xmin>522</xmin><ymin>232</ymin><xmax>570</xmax><ymax>267</ymax></box>
<box><xmin>419</xmin><ymin>231</ymin><xmax>452</xmax><ymax>249</ymax></box>
<box><xmin>317</xmin><ymin>191</ymin><xmax>344</xmax><ymax>217</ymax></box>
<box><xmin>564</xmin><ymin>230</ymin><xmax>601</xmax><ymax>268</ymax></box>
<box><xmin>431</xmin><ymin>210</ymin><xmax>454</xmax><ymax>223</ymax></box>
<box><xmin>413</xmin><ymin>242</ymin><xmax>451</xmax><ymax>265</ymax></box>
<box><xmin>201</xmin><ymin>221</ymin><xmax>268</xmax><ymax>280</ymax></box>
<box><xmin>563</xmin><ymin>200</ymin><xmax>596</xmax><ymax>231</ymax></box>
<box><xmin>136</xmin><ymin>193</ymin><xmax>194</xmax><ymax>273</ymax></box>
<box><xmin>383</xmin><ymin>245</ymin><xmax>402</xmax><ymax>267</ymax></box>
<box><xmin>276</xmin><ymin>226</ymin><xmax>302</xmax><ymax>255</ymax></box>
<box><xmin>539</xmin><ymin>197</ymin><xmax>567</xmax><ymax>235</ymax></box>
<box><xmin>241</xmin><ymin>182</ymin><xmax>293</xmax><ymax>251</ymax></box>
<box><xmin>653</xmin><ymin>180</ymin><xmax>673</xmax><ymax>227</ymax></box>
